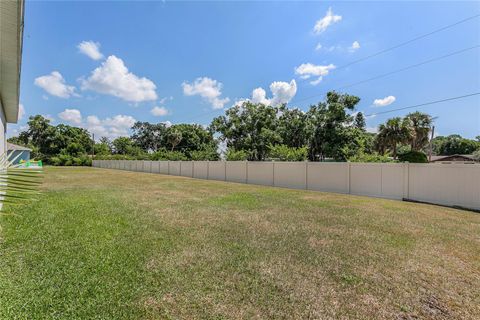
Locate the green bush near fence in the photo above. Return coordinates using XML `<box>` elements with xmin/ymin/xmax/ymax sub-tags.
<box><xmin>267</xmin><ymin>145</ymin><xmax>308</xmax><ymax>161</ymax></box>
<box><xmin>50</xmin><ymin>154</ymin><xmax>92</xmax><ymax>166</ymax></box>
<box><xmin>349</xmin><ymin>152</ymin><xmax>394</xmax><ymax>163</ymax></box>
<box><xmin>398</xmin><ymin>151</ymin><xmax>428</xmax><ymax>163</ymax></box>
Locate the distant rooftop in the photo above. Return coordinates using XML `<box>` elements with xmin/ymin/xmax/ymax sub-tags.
<box><xmin>7</xmin><ymin>142</ymin><xmax>31</xmax><ymax>151</ymax></box>
<box><xmin>430</xmin><ymin>154</ymin><xmax>476</xmax><ymax>162</ymax></box>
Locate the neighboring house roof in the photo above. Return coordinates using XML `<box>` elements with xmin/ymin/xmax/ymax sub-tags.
<box><xmin>430</xmin><ymin>154</ymin><xmax>476</xmax><ymax>162</ymax></box>
<box><xmin>7</xmin><ymin>142</ymin><xmax>31</xmax><ymax>151</ymax></box>
<box><xmin>0</xmin><ymin>0</ymin><xmax>25</xmax><ymax>123</ymax></box>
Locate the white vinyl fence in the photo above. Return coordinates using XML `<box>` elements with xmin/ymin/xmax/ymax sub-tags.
<box><xmin>92</xmin><ymin>160</ymin><xmax>480</xmax><ymax>211</ymax></box>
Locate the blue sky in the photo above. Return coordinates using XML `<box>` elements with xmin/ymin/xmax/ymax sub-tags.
<box><xmin>10</xmin><ymin>1</ymin><xmax>480</xmax><ymax>139</ymax></box>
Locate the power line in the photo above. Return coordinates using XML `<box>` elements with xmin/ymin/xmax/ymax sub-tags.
<box><xmin>332</xmin><ymin>14</ymin><xmax>480</xmax><ymax>72</ymax></box>
<box><xmin>297</xmin><ymin>14</ymin><xmax>480</xmax><ymax>83</ymax></box>
<box><xmin>292</xmin><ymin>44</ymin><xmax>480</xmax><ymax>104</ymax></box>
<box><xmin>364</xmin><ymin>93</ymin><xmax>480</xmax><ymax>117</ymax></box>
<box><xmin>296</xmin><ymin>13</ymin><xmax>480</xmax><ymax>85</ymax></box>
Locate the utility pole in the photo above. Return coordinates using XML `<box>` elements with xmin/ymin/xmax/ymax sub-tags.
<box><xmin>428</xmin><ymin>125</ymin><xmax>435</xmax><ymax>162</ymax></box>
<box><xmin>92</xmin><ymin>133</ymin><xmax>95</xmax><ymax>159</ymax></box>
<box><xmin>428</xmin><ymin>116</ymin><xmax>438</xmax><ymax>163</ymax></box>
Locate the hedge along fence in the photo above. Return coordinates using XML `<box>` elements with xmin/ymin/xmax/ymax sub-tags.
<box><xmin>92</xmin><ymin>160</ymin><xmax>480</xmax><ymax>211</ymax></box>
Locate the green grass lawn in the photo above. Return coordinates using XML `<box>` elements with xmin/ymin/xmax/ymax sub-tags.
<box><xmin>1</xmin><ymin>167</ymin><xmax>479</xmax><ymax>319</ymax></box>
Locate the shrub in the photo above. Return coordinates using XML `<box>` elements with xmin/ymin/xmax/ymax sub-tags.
<box><xmin>349</xmin><ymin>152</ymin><xmax>393</xmax><ymax>163</ymax></box>
<box><xmin>190</xmin><ymin>149</ymin><xmax>219</xmax><ymax>161</ymax></box>
<box><xmin>49</xmin><ymin>154</ymin><xmax>92</xmax><ymax>166</ymax></box>
<box><xmin>50</xmin><ymin>156</ymin><xmax>62</xmax><ymax>166</ymax></box>
<box><xmin>473</xmin><ymin>149</ymin><xmax>480</xmax><ymax>161</ymax></box>
<box><xmin>398</xmin><ymin>151</ymin><xmax>428</xmax><ymax>163</ymax></box>
<box><xmin>94</xmin><ymin>154</ymin><xmax>135</xmax><ymax>161</ymax></box>
<box><xmin>72</xmin><ymin>157</ymin><xmax>83</xmax><ymax>166</ymax></box>
<box><xmin>267</xmin><ymin>145</ymin><xmax>307</xmax><ymax>161</ymax></box>
<box><xmin>150</xmin><ymin>150</ymin><xmax>188</xmax><ymax>161</ymax></box>
<box><xmin>226</xmin><ymin>149</ymin><xmax>248</xmax><ymax>161</ymax></box>
<box><xmin>81</xmin><ymin>156</ymin><xmax>92</xmax><ymax>166</ymax></box>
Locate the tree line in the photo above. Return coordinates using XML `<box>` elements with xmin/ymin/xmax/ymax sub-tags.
<box><xmin>9</xmin><ymin>91</ymin><xmax>480</xmax><ymax>165</ymax></box>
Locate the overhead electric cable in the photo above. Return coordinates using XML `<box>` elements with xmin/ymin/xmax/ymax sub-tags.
<box><xmin>331</xmin><ymin>14</ymin><xmax>480</xmax><ymax>72</ymax></box>
<box><xmin>296</xmin><ymin>14</ymin><xmax>480</xmax><ymax>85</ymax></box>
<box><xmin>363</xmin><ymin>93</ymin><xmax>480</xmax><ymax>117</ymax></box>
<box><xmin>292</xmin><ymin>45</ymin><xmax>480</xmax><ymax>104</ymax></box>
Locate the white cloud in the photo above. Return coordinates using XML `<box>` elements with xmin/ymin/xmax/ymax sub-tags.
<box><xmin>313</xmin><ymin>7</ymin><xmax>342</xmax><ymax>34</ymax></box>
<box><xmin>57</xmin><ymin>109</ymin><xmax>136</xmax><ymax>138</ymax></box>
<box><xmin>102</xmin><ymin>115</ymin><xmax>136</xmax><ymax>129</ymax></box>
<box><xmin>294</xmin><ymin>63</ymin><xmax>336</xmax><ymax>85</ymax></box>
<box><xmin>81</xmin><ymin>55</ymin><xmax>158</xmax><ymax>102</ymax></box>
<box><xmin>349</xmin><ymin>40</ymin><xmax>360</xmax><ymax>52</ymax></box>
<box><xmin>182</xmin><ymin>77</ymin><xmax>230</xmax><ymax>109</ymax></box>
<box><xmin>42</xmin><ymin>114</ymin><xmax>55</xmax><ymax>122</ymax></box>
<box><xmin>18</xmin><ymin>103</ymin><xmax>25</xmax><ymax>120</ymax></box>
<box><xmin>366</xmin><ymin>126</ymin><xmax>378</xmax><ymax>133</ymax></box>
<box><xmin>94</xmin><ymin>115</ymin><xmax>136</xmax><ymax>138</ymax></box>
<box><xmin>235</xmin><ymin>80</ymin><xmax>297</xmax><ymax>107</ymax></box>
<box><xmin>158</xmin><ymin>96</ymin><xmax>173</xmax><ymax>104</ymax></box>
<box><xmin>251</xmin><ymin>87</ymin><xmax>271</xmax><ymax>105</ymax></box>
<box><xmin>373</xmin><ymin>95</ymin><xmax>396</xmax><ymax>107</ymax></box>
<box><xmin>58</xmin><ymin>108</ymin><xmax>82</xmax><ymax>124</ymax></box>
<box><xmin>86</xmin><ymin>115</ymin><xmax>101</xmax><ymax>125</ymax></box>
<box><xmin>87</xmin><ymin>114</ymin><xmax>136</xmax><ymax>138</ymax></box>
<box><xmin>315</xmin><ymin>45</ymin><xmax>340</xmax><ymax>53</ymax></box>
<box><xmin>162</xmin><ymin>121</ymin><xmax>172</xmax><ymax>128</ymax></box>
<box><xmin>77</xmin><ymin>41</ymin><xmax>104</xmax><ymax>60</ymax></box>
<box><xmin>34</xmin><ymin>71</ymin><xmax>77</xmax><ymax>98</ymax></box>
<box><xmin>270</xmin><ymin>80</ymin><xmax>297</xmax><ymax>106</ymax></box>
<box><xmin>150</xmin><ymin>106</ymin><xmax>169</xmax><ymax>116</ymax></box>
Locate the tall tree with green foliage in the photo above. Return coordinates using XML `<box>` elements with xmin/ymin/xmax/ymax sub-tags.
<box><xmin>164</xmin><ymin>124</ymin><xmax>217</xmax><ymax>159</ymax></box>
<box><xmin>405</xmin><ymin>111</ymin><xmax>432</xmax><ymax>151</ymax></box>
<box><xmin>211</xmin><ymin>102</ymin><xmax>281</xmax><ymax>160</ymax></box>
<box><xmin>166</xmin><ymin>129</ymin><xmax>182</xmax><ymax>151</ymax></box>
<box><xmin>430</xmin><ymin>134</ymin><xmax>479</xmax><ymax>155</ymax></box>
<box><xmin>131</xmin><ymin>121</ymin><xmax>168</xmax><ymax>152</ymax></box>
<box><xmin>376</xmin><ymin>117</ymin><xmax>412</xmax><ymax>159</ymax></box>
<box><xmin>277</xmin><ymin>107</ymin><xmax>309</xmax><ymax>148</ymax></box>
<box><xmin>306</xmin><ymin>91</ymin><xmax>361</xmax><ymax>161</ymax></box>
<box><xmin>10</xmin><ymin>115</ymin><xmax>92</xmax><ymax>162</ymax></box>
<box><xmin>112</xmin><ymin>137</ymin><xmax>134</xmax><ymax>155</ymax></box>
<box><xmin>354</xmin><ymin>112</ymin><xmax>366</xmax><ymax>131</ymax></box>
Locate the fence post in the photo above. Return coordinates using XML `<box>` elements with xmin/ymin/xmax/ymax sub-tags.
<box><xmin>305</xmin><ymin>161</ymin><xmax>308</xmax><ymax>190</ymax></box>
<box><xmin>272</xmin><ymin>160</ymin><xmax>275</xmax><ymax>186</ymax></box>
<box><xmin>245</xmin><ymin>160</ymin><xmax>248</xmax><ymax>184</ymax></box>
<box><xmin>347</xmin><ymin>162</ymin><xmax>351</xmax><ymax>194</ymax></box>
<box><xmin>207</xmin><ymin>160</ymin><xmax>210</xmax><ymax>180</ymax></box>
<box><xmin>407</xmin><ymin>162</ymin><xmax>410</xmax><ymax>199</ymax></box>
<box><xmin>168</xmin><ymin>160</ymin><xmax>170</xmax><ymax>175</ymax></box>
<box><xmin>192</xmin><ymin>161</ymin><xmax>195</xmax><ymax>178</ymax></box>
<box><xmin>224</xmin><ymin>161</ymin><xmax>227</xmax><ymax>181</ymax></box>
<box><xmin>403</xmin><ymin>162</ymin><xmax>410</xmax><ymax>199</ymax></box>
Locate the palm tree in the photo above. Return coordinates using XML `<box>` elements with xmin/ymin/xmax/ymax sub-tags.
<box><xmin>377</xmin><ymin>117</ymin><xmax>412</xmax><ymax>159</ymax></box>
<box><xmin>167</xmin><ymin>130</ymin><xmax>182</xmax><ymax>151</ymax></box>
<box><xmin>405</xmin><ymin>112</ymin><xmax>432</xmax><ymax>151</ymax></box>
